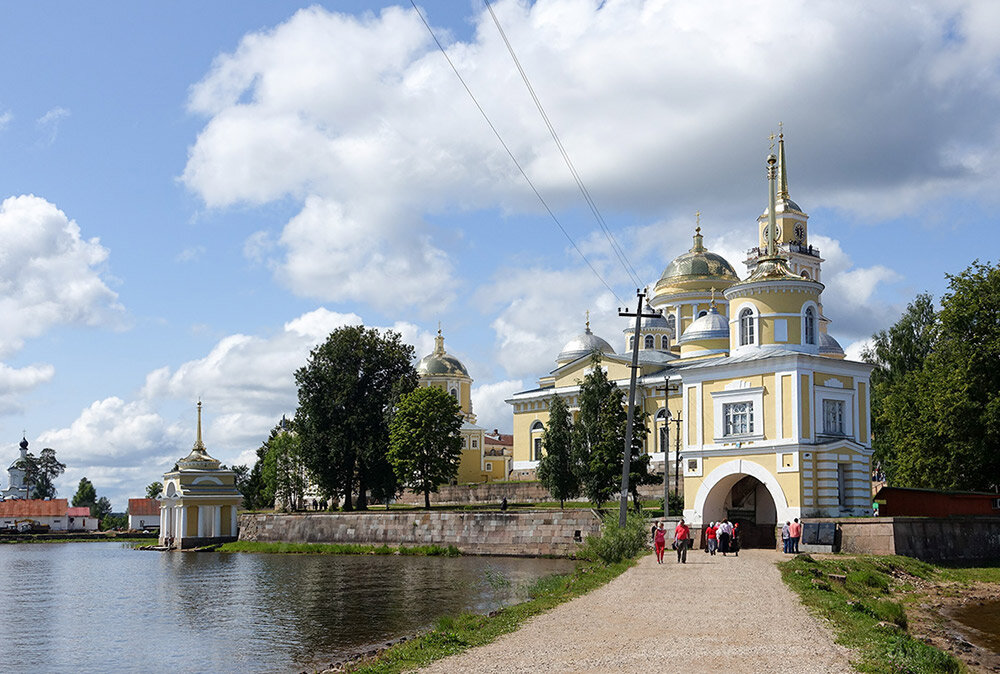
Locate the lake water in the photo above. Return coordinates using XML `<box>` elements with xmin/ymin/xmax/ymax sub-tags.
<box><xmin>951</xmin><ymin>597</ymin><xmax>1000</xmax><ymax>653</ymax></box>
<box><xmin>0</xmin><ymin>542</ymin><xmax>574</xmax><ymax>673</ymax></box>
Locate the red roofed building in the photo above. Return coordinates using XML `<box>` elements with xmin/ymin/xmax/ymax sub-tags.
<box><xmin>127</xmin><ymin>498</ymin><xmax>161</xmax><ymax>531</ymax></box>
<box><xmin>0</xmin><ymin>499</ymin><xmax>99</xmax><ymax>532</ymax></box>
<box><xmin>67</xmin><ymin>506</ymin><xmax>98</xmax><ymax>531</ymax></box>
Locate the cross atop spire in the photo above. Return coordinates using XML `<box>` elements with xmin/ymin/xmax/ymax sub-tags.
<box><xmin>585</xmin><ymin>309</ymin><xmax>590</xmax><ymax>332</ymax></box>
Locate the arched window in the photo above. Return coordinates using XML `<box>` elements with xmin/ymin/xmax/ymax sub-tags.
<box><xmin>644</xmin><ymin>334</ymin><xmax>654</xmax><ymax>349</ymax></box>
<box><xmin>800</xmin><ymin>270</ymin><xmax>810</xmax><ymax>279</ymax></box>
<box><xmin>739</xmin><ymin>308</ymin><xmax>755</xmax><ymax>346</ymax></box>
<box><xmin>530</xmin><ymin>421</ymin><xmax>544</xmax><ymax>461</ymax></box>
<box><xmin>450</xmin><ymin>388</ymin><xmax>458</xmax><ymax>399</ymax></box>
<box><xmin>698</xmin><ymin>310</ymin><xmax>708</xmax><ymax>318</ymax></box>
<box><xmin>666</xmin><ymin>314</ymin><xmax>676</xmax><ymax>334</ymax></box>
<box><xmin>660</xmin><ymin>335</ymin><xmax>669</xmax><ymax>350</ymax></box>
<box><xmin>804</xmin><ymin>307</ymin><xmax>816</xmax><ymax>345</ymax></box>
<box><xmin>628</xmin><ymin>336</ymin><xmax>634</xmax><ymax>350</ymax></box>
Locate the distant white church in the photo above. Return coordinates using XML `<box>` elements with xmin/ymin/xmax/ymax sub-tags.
<box><xmin>1</xmin><ymin>437</ymin><xmax>31</xmax><ymax>500</ymax></box>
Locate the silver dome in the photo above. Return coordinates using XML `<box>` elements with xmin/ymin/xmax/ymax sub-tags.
<box><xmin>625</xmin><ymin>305</ymin><xmax>669</xmax><ymax>332</ymax></box>
<box><xmin>678</xmin><ymin>306</ymin><xmax>729</xmax><ymax>343</ymax></box>
<box><xmin>818</xmin><ymin>331</ymin><xmax>844</xmax><ymax>356</ymax></box>
<box><xmin>557</xmin><ymin>326</ymin><xmax>614</xmax><ymax>363</ymax></box>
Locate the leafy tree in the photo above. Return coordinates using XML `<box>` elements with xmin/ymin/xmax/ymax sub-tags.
<box><xmin>572</xmin><ymin>352</ymin><xmax>627</xmax><ymax>507</ymax></box>
<box><xmin>145</xmin><ymin>481</ymin><xmax>163</xmax><ymax>499</ymax></box>
<box><xmin>388</xmin><ymin>386</ymin><xmax>463</xmax><ymax>509</ymax></box>
<box><xmin>626</xmin><ymin>407</ymin><xmax>658</xmax><ymax>511</ymax></box>
<box><xmin>72</xmin><ymin>477</ymin><xmax>98</xmax><ymax>510</ymax></box>
<box><xmin>261</xmin><ymin>425</ymin><xmax>308</xmax><ymax>512</ymax></box>
<box><xmin>295</xmin><ymin>326</ymin><xmax>417</xmax><ymax>511</ymax></box>
<box><xmin>14</xmin><ymin>447</ymin><xmax>66</xmax><ymax>499</ymax></box>
<box><xmin>864</xmin><ymin>262</ymin><xmax>1000</xmax><ymax>491</ymax></box>
<box><xmin>536</xmin><ymin>394</ymin><xmax>578</xmax><ymax>508</ymax></box>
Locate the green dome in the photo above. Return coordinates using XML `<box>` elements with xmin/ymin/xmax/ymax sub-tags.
<box><xmin>416</xmin><ymin>331</ymin><xmax>470</xmax><ymax>377</ymax></box>
<box><xmin>659</xmin><ymin>228</ymin><xmax>739</xmax><ymax>286</ymax></box>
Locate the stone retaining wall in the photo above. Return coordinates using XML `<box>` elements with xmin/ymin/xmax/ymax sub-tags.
<box><xmin>836</xmin><ymin>516</ymin><xmax>1000</xmax><ymax>561</ymax></box>
<box><xmin>395</xmin><ymin>481</ymin><xmax>670</xmax><ymax>506</ymax></box>
<box><xmin>238</xmin><ymin>510</ymin><xmax>602</xmax><ymax>557</ymax></box>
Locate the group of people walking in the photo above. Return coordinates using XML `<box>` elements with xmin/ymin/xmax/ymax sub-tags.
<box><xmin>703</xmin><ymin>519</ymin><xmax>740</xmax><ymax>556</ymax></box>
<box><xmin>781</xmin><ymin>518</ymin><xmax>802</xmax><ymax>553</ymax></box>
<box><xmin>651</xmin><ymin>518</ymin><xmax>740</xmax><ymax>564</ymax></box>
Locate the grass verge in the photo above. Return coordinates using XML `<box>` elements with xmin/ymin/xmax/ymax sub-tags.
<box><xmin>345</xmin><ymin>557</ymin><xmax>635</xmax><ymax>673</ymax></box>
<box><xmin>215</xmin><ymin>540</ymin><xmax>461</xmax><ymax>556</ymax></box>
<box><xmin>779</xmin><ymin>554</ymin><xmax>963</xmax><ymax>673</ymax></box>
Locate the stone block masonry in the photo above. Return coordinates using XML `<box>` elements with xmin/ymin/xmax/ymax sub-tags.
<box><xmin>238</xmin><ymin>510</ymin><xmax>603</xmax><ymax>557</ymax></box>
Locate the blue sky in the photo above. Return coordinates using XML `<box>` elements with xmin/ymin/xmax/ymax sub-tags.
<box><xmin>1</xmin><ymin>1</ymin><xmax>998</xmax><ymax>509</ymax></box>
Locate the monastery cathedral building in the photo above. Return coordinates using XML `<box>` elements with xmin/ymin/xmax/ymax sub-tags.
<box><xmin>506</xmin><ymin>135</ymin><xmax>873</xmax><ymax>540</ymax></box>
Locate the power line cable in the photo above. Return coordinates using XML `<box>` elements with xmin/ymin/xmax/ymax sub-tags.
<box><xmin>483</xmin><ymin>0</ymin><xmax>644</xmax><ymax>289</ymax></box>
<box><xmin>408</xmin><ymin>0</ymin><xmax>626</xmax><ymax>305</ymax></box>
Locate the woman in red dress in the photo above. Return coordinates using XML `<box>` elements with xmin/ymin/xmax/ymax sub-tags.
<box><xmin>653</xmin><ymin>522</ymin><xmax>667</xmax><ymax>563</ymax></box>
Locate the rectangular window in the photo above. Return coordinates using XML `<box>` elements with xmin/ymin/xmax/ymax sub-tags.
<box><xmin>823</xmin><ymin>400</ymin><xmax>845</xmax><ymax>435</ymax></box>
<box><xmin>722</xmin><ymin>401</ymin><xmax>753</xmax><ymax>436</ymax></box>
<box><xmin>837</xmin><ymin>464</ymin><xmax>848</xmax><ymax>507</ymax></box>
<box><xmin>462</xmin><ymin>437</ymin><xmax>468</xmax><ymax>448</ymax></box>
<box><xmin>533</xmin><ymin>438</ymin><xmax>542</xmax><ymax>461</ymax></box>
<box><xmin>687</xmin><ymin>459</ymin><xmax>698</xmax><ymax>472</ymax></box>
<box><xmin>472</xmin><ymin>439</ymin><xmax>478</xmax><ymax>448</ymax></box>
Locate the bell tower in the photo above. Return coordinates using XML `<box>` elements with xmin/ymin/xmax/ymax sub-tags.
<box><xmin>745</xmin><ymin>126</ymin><xmax>824</xmax><ymax>283</ymax></box>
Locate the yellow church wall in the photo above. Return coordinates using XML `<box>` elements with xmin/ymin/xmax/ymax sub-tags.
<box><xmin>186</xmin><ymin>506</ymin><xmax>199</xmax><ymax>537</ymax></box>
<box><xmin>457</xmin><ymin>447</ymin><xmax>483</xmax><ymax>484</ymax></box>
<box><xmin>461</xmin><ymin>383</ymin><xmax>472</xmax><ymax>416</ymax></box>
<box><xmin>815</xmin><ymin>372</ymin><xmax>853</xmax><ymax>389</ymax></box>
<box><xmin>858</xmin><ymin>382</ymin><xmax>869</xmax><ymax>443</ymax></box>
<box><xmin>781</xmin><ymin>374</ymin><xmax>793</xmax><ymax>437</ymax></box>
<box><xmin>687</xmin><ymin>387</ymin><xmax>698</xmax><ymax>445</ymax></box>
<box><xmin>512</xmin><ymin>407</ymin><xmax>552</xmax><ymax>463</ymax></box>
<box><xmin>800</xmin><ymin>374</ymin><xmax>811</xmax><ymax>438</ymax></box>
<box><xmin>679</xmin><ymin>338</ymin><xmax>728</xmax><ymax>358</ymax></box>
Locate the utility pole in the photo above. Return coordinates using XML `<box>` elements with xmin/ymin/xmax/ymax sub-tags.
<box><xmin>673</xmin><ymin>413</ymin><xmax>684</xmax><ymax>496</ymax></box>
<box><xmin>654</xmin><ymin>375</ymin><xmax>678</xmax><ymax>516</ymax></box>
<box><xmin>618</xmin><ymin>289</ymin><xmax>662</xmax><ymax>527</ymax></box>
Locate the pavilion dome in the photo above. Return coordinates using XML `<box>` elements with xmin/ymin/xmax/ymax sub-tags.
<box><xmin>678</xmin><ymin>305</ymin><xmax>730</xmax><ymax>343</ymax></box>
<box><xmin>416</xmin><ymin>330</ymin><xmax>470</xmax><ymax>377</ymax></box>
<box><xmin>557</xmin><ymin>323</ymin><xmax>614</xmax><ymax>364</ymax></box>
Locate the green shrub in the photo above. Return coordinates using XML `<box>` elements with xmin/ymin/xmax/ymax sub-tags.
<box><xmin>579</xmin><ymin>511</ymin><xmax>649</xmax><ymax>564</ymax></box>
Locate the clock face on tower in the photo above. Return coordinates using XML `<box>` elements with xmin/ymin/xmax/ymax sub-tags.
<box><xmin>794</xmin><ymin>223</ymin><xmax>805</xmax><ymax>243</ymax></box>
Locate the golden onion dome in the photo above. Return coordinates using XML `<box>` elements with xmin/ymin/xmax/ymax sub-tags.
<box><xmin>416</xmin><ymin>330</ymin><xmax>470</xmax><ymax>377</ymax></box>
<box><xmin>658</xmin><ymin>228</ymin><xmax>739</xmax><ymax>288</ymax></box>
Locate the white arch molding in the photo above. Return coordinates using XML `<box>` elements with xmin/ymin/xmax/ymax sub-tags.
<box><xmin>687</xmin><ymin>458</ymin><xmax>797</xmax><ymax>525</ymax></box>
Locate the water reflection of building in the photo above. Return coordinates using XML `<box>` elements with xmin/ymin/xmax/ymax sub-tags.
<box><xmin>415</xmin><ymin>328</ymin><xmax>511</xmax><ymax>483</ymax></box>
<box><xmin>159</xmin><ymin>402</ymin><xmax>241</xmax><ymax>549</ymax></box>
<box><xmin>507</xmin><ymin>134</ymin><xmax>873</xmax><ymax>542</ymax></box>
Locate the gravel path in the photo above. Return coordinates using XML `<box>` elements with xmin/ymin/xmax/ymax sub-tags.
<box><xmin>420</xmin><ymin>549</ymin><xmax>853</xmax><ymax>673</ymax></box>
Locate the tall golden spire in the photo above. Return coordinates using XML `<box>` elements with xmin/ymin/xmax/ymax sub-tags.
<box><xmin>777</xmin><ymin>122</ymin><xmax>790</xmax><ymax>201</ymax></box>
<box><xmin>766</xmin><ymin>153</ymin><xmax>778</xmax><ymax>257</ymax></box>
<box><xmin>194</xmin><ymin>400</ymin><xmax>205</xmax><ymax>451</ymax></box>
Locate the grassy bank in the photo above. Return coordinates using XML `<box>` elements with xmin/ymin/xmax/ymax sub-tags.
<box><xmin>0</xmin><ymin>535</ymin><xmax>154</xmax><ymax>544</ymax></box>
<box><xmin>216</xmin><ymin>540</ymin><xmax>461</xmax><ymax>556</ymax></box>
<box><xmin>344</xmin><ymin>557</ymin><xmax>635</xmax><ymax>673</ymax></box>
<box><xmin>779</xmin><ymin>554</ymin><xmax>963</xmax><ymax>673</ymax></box>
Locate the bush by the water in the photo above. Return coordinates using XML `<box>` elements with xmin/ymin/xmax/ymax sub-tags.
<box><xmin>579</xmin><ymin>511</ymin><xmax>649</xmax><ymax>564</ymax></box>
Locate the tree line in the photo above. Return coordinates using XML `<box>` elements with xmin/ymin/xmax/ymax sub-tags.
<box><xmin>238</xmin><ymin>326</ymin><xmax>465</xmax><ymax>510</ymax></box>
<box><xmin>237</xmin><ymin>327</ymin><xmax>657</xmax><ymax>511</ymax></box>
<box><xmin>864</xmin><ymin>260</ymin><xmax>1000</xmax><ymax>492</ymax></box>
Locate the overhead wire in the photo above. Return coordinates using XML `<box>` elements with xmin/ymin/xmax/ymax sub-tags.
<box><xmin>482</xmin><ymin>0</ymin><xmax>644</xmax><ymax>290</ymax></box>
<box><xmin>408</xmin><ymin>0</ymin><xmax>626</xmax><ymax>306</ymax></box>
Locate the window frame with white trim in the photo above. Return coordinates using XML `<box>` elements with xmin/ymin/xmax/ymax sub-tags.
<box><xmin>711</xmin><ymin>385</ymin><xmax>766</xmax><ymax>443</ymax></box>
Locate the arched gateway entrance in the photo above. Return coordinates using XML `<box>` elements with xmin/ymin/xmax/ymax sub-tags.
<box><xmin>692</xmin><ymin>459</ymin><xmax>787</xmax><ymax>548</ymax></box>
